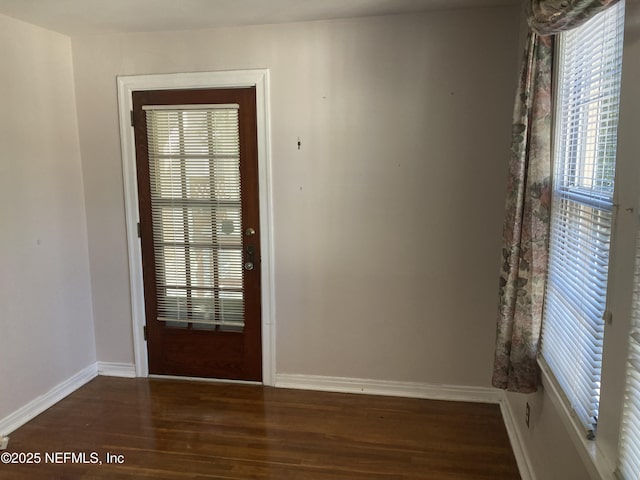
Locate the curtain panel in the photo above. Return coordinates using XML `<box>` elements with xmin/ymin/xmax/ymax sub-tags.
<box><xmin>491</xmin><ymin>0</ymin><xmax>620</xmax><ymax>393</ymax></box>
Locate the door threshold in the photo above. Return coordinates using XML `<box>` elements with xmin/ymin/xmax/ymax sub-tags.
<box><xmin>148</xmin><ymin>374</ymin><xmax>262</xmax><ymax>386</ymax></box>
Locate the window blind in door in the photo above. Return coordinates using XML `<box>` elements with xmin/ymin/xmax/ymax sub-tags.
<box><xmin>144</xmin><ymin>104</ymin><xmax>245</xmax><ymax>330</ymax></box>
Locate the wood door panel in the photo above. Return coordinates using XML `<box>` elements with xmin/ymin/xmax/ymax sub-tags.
<box><xmin>160</xmin><ymin>333</ymin><xmax>249</xmax><ymax>379</ymax></box>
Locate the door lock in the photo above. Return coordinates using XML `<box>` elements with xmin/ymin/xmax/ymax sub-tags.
<box><xmin>245</xmin><ymin>245</ymin><xmax>255</xmax><ymax>271</ymax></box>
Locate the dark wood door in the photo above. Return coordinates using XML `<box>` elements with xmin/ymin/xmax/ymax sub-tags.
<box><xmin>132</xmin><ymin>87</ymin><xmax>262</xmax><ymax>381</ymax></box>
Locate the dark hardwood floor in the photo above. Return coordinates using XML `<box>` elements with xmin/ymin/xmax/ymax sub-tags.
<box><xmin>1</xmin><ymin>377</ymin><xmax>520</xmax><ymax>479</ymax></box>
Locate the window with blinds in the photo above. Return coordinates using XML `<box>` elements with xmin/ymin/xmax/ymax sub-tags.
<box><xmin>144</xmin><ymin>104</ymin><xmax>245</xmax><ymax>331</ymax></box>
<box><xmin>541</xmin><ymin>2</ymin><xmax>624</xmax><ymax>437</ymax></box>
<box><xmin>618</xmin><ymin>226</ymin><xmax>640</xmax><ymax>479</ymax></box>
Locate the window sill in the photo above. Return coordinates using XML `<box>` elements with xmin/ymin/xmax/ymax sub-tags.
<box><xmin>537</xmin><ymin>357</ymin><xmax>617</xmax><ymax>480</ymax></box>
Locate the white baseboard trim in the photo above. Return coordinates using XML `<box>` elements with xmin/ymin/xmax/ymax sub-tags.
<box><xmin>500</xmin><ymin>394</ymin><xmax>536</xmax><ymax>480</ymax></box>
<box><xmin>0</xmin><ymin>363</ymin><xmax>98</xmax><ymax>436</ymax></box>
<box><xmin>97</xmin><ymin>362</ymin><xmax>136</xmax><ymax>378</ymax></box>
<box><xmin>275</xmin><ymin>373</ymin><xmax>502</xmax><ymax>404</ymax></box>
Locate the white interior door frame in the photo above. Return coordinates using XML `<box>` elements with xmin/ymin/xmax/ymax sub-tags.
<box><xmin>116</xmin><ymin>70</ymin><xmax>276</xmax><ymax>385</ymax></box>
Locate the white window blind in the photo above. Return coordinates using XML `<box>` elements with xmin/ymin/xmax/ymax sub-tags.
<box><xmin>145</xmin><ymin>104</ymin><xmax>245</xmax><ymax>330</ymax></box>
<box><xmin>618</xmin><ymin>225</ymin><xmax>640</xmax><ymax>479</ymax></box>
<box><xmin>541</xmin><ymin>2</ymin><xmax>624</xmax><ymax>437</ymax></box>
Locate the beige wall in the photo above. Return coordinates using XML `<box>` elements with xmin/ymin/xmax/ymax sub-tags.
<box><xmin>0</xmin><ymin>14</ymin><xmax>95</xmax><ymax>421</ymax></box>
<box><xmin>71</xmin><ymin>8</ymin><xmax>520</xmax><ymax>385</ymax></box>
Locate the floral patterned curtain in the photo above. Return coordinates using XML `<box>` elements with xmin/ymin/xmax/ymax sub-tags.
<box><xmin>528</xmin><ymin>0</ymin><xmax>620</xmax><ymax>35</ymax></box>
<box><xmin>492</xmin><ymin>0</ymin><xmax>620</xmax><ymax>393</ymax></box>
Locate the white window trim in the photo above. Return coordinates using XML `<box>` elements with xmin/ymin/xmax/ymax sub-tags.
<box><xmin>116</xmin><ymin>70</ymin><xmax>276</xmax><ymax>385</ymax></box>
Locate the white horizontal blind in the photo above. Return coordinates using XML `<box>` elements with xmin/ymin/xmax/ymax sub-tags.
<box><xmin>541</xmin><ymin>2</ymin><xmax>624</xmax><ymax>436</ymax></box>
<box><xmin>618</xmin><ymin>225</ymin><xmax>640</xmax><ymax>479</ymax></box>
<box><xmin>146</xmin><ymin>105</ymin><xmax>245</xmax><ymax>330</ymax></box>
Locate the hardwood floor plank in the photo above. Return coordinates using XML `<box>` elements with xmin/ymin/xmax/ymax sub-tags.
<box><xmin>0</xmin><ymin>377</ymin><xmax>520</xmax><ymax>479</ymax></box>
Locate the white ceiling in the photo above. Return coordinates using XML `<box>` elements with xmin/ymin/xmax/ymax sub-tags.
<box><xmin>0</xmin><ymin>0</ymin><xmax>522</xmax><ymax>36</ymax></box>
